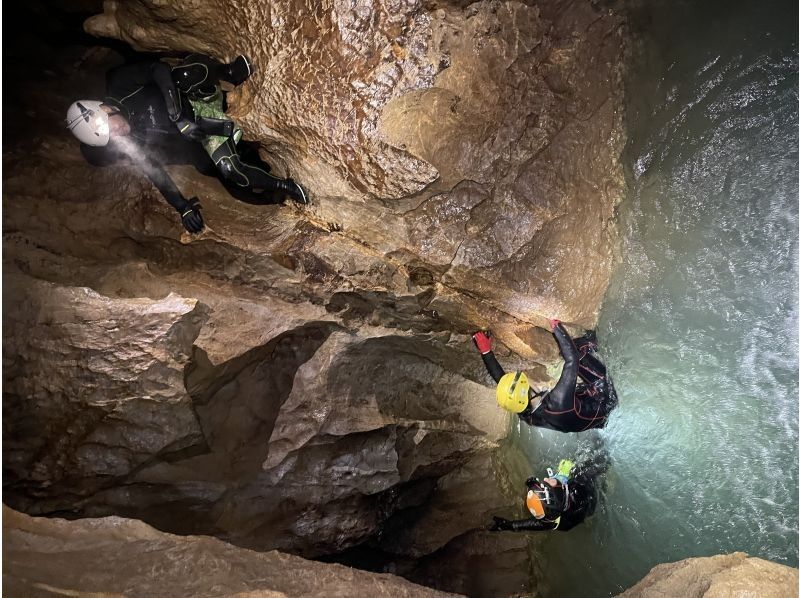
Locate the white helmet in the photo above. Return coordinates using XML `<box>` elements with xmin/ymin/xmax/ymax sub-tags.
<box><xmin>65</xmin><ymin>100</ymin><xmax>110</xmax><ymax>146</ymax></box>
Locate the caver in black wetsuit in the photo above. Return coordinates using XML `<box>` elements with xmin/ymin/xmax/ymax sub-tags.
<box><xmin>82</xmin><ymin>54</ymin><xmax>306</xmax><ymax>232</ymax></box>
<box><xmin>479</xmin><ymin>324</ymin><xmax>618</xmax><ymax>432</ymax></box>
<box><xmin>489</xmin><ymin>460</ymin><xmax>602</xmax><ymax>532</ymax></box>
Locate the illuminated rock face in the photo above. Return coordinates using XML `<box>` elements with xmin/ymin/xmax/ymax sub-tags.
<box><xmin>618</xmin><ymin>553</ymin><xmax>799</xmax><ymax>598</ymax></box>
<box><xmin>3</xmin><ymin>0</ymin><xmax>624</xmax><ymax>594</ymax></box>
<box><xmin>85</xmin><ymin>0</ymin><xmax>626</xmax><ymax>329</ymax></box>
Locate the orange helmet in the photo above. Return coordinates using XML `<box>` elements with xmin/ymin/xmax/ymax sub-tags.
<box><xmin>526</xmin><ymin>489</ymin><xmax>546</xmax><ymax>519</ymax></box>
<box><xmin>526</xmin><ymin>476</ymin><xmax>568</xmax><ymax>519</ymax></box>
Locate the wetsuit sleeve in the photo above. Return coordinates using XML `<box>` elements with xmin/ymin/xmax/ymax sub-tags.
<box><xmin>123</xmin><ymin>147</ymin><xmax>189</xmax><ymax>213</ymax></box>
<box><xmin>139</xmin><ymin>157</ymin><xmax>190</xmax><ymax>213</ymax></box>
<box><xmin>546</xmin><ymin>324</ymin><xmax>580</xmax><ymax>411</ymax></box>
<box><xmin>480</xmin><ymin>351</ymin><xmax>506</xmax><ymax>383</ymax></box>
<box><xmin>506</xmin><ymin>518</ymin><xmax>559</xmax><ymax>532</ymax></box>
<box><xmin>149</xmin><ymin>62</ymin><xmax>182</xmax><ymax>122</ymax></box>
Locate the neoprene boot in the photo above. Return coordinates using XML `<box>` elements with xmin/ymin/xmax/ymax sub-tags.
<box><xmin>224</xmin><ymin>55</ymin><xmax>253</xmax><ymax>86</ymax></box>
<box><xmin>277</xmin><ymin>178</ymin><xmax>308</xmax><ymax>204</ymax></box>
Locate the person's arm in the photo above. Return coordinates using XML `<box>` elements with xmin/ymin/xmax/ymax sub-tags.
<box><xmin>546</xmin><ymin>323</ymin><xmax>579</xmax><ymax>410</ymax></box>
<box><xmin>472</xmin><ymin>331</ymin><xmax>506</xmax><ymax>383</ymax></box>
<box><xmin>488</xmin><ymin>515</ymin><xmax>558</xmax><ymax>532</ymax></box>
<box><xmin>131</xmin><ymin>151</ymin><xmax>186</xmax><ymax>211</ymax></box>
<box><xmin>107</xmin><ymin>60</ymin><xmax>182</xmax><ymax>123</ymax></box>
<box><xmin>150</xmin><ymin>62</ymin><xmax>211</xmax><ymax>142</ymax></box>
<box><xmin>150</xmin><ymin>61</ymin><xmax>233</xmax><ymax>140</ymax></box>
<box><xmin>481</xmin><ymin>352</ymin><xmax>505</xmax><ymax>383</ymax></box>
<box><xmin>122</xmin><ymin>145</ymin><xmax>204</xmax><ymax>233</ymax></box>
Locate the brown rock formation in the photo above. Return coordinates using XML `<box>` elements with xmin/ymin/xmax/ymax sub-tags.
<box><xmin>3</xmin><ymin>506</ymin><xmax>459</xmax><ymax>597</ymax></box>
<box><xmin>618</xmin><ymin>552</ymin><xmax>799</xmax><ymax>598</ymax></box>
<box><xmin>3</xmin><ymin>0</ymin><xmax>626</xmax><ymax>594</ymax></box>
<box><xmin>84</xmin><ymin>0</ymin><xmax>626</xmax><ymax>330</ymax></box>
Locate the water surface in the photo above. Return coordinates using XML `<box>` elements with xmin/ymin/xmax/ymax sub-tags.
<box><xmin>513</xmin><ymin>1</ymin><xmax>798</xmax><ymax>594</ymax></box>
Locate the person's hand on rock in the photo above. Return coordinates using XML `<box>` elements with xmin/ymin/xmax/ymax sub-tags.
<box><xmin>471</xmin><ymin>330</ymin><xmax>493</xmax><ymax>354</ymax></box>
<box><xmin>180</xmin><ymin>197</ymin><xmax>204</xmax><ymax>233</ymax></box>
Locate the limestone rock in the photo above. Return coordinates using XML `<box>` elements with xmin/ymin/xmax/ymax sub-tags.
<box><xmin>83</xmin><ymin>0</ymin><xmax>626</xmax><ymax>329</ymax></box>
<box><xmin>4</xmin><ymin>0</ymin><xmax>627</xmax><ymax>594</ymax></box>
<box><xmin>618</xmin><ymin>552</ymin><xmax>799</xmax><ymax>598</ymax></box>
<box><xmin>3</xmin><ymin>272</ymin><xmax>206</xmax><ymax>498</ymax></box>
<box><xmin>2</xmin><ymin>506</ymin><xmax>458</xmax><ymax>597</ymax></box>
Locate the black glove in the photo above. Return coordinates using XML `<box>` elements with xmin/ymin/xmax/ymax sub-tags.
<box><xmin>180</xmin><ymin>197</ymin><xmax>204</xmax><ymax>233</ymax></box>
<box><xmin>225</xmin><ymin>54</ymin><xmax>254</xmax><ymax>86</ymax></box>
<box><xmin>488</xmin><ymin>516</ymin><xmax>512</xmax><ymax>532</ymax></box>
<box><xmin>525</xmin><ymin>477</ymin><xmax>540</xmax><ymax>490</ymax></box>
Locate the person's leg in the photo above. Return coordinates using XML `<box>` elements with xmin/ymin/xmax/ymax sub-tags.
<box><xmin>573</xmin><ymin>330</ymin><xmax>597</xmax><ymax>354</ymax></box>
<box><xmin>211</xmin><ymin>139</ymin><xmax>308</xmax><ymax>204</ymax></box>
<box><xmin>578</xmin><ymin>352</ymin><xmax>606</xmax><ymax>386</ymax></box>
<box><xmin>172</xmin><ymin>54</ymin><xmax>253</xmax><ymax>99</ymax></box>
<box><xmin>572</xmin><ymin>330</ymin><xmax>605</xmax><ymax>386</ymax></box>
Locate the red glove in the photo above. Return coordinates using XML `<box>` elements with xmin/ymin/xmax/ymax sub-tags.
<box><xmin>472</xmin><ymin>330</ymin><xmax>493</xmax><ymax>354</ymax></box>
<box><xmin>549</xmin><ymin>319</ymin><xmax>561</xmax><ymax>331</ymax></box>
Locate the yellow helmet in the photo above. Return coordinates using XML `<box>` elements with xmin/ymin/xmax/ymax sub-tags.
<box><xmin>496</xmin><ymin>371</ymin><xmax>530</xmax><ymax>413</ymax></box>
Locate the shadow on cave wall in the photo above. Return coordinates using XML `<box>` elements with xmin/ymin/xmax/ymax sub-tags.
<box><xmin>185</xmin><ymin>321</ymin><xmax>343</xmax><ymax>478</ymax></box>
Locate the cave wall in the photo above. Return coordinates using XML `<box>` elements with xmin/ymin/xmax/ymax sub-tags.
<box><xmin>618</xmin><ymin>552</ymin><xmax>799</xmax><ymax>598</ymax></box>
<box><xmin>8</xmin><ymin>506</ymin><xmax>796</xmax><ymax>598</ymax></box>
<box><xmin>85</xmin><ymin>0</ymin><xmax>626</xmax><ymax>330</ymax></box>
<box><xmin>2</xmin><ymin>506</ymin><xmax>459</xmax><ymax>597</ymax></box>
<box><xmin>3</xmin><ymin>0</ymin><xmax>626</xmax><ymax>594</ymax></box>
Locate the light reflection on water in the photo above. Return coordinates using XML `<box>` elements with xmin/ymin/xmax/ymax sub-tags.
<box><xmin>512</xmin><ymin>0</ymin><xmax>798</xmax><ymax>595</ymax></box>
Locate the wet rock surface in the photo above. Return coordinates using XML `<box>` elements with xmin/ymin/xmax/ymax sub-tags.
<box><xmin>3</xmin><ymin>506</ymin><xmax>458</xmax><ymax>597</ymax></box>
<box><xmin>618</xmin><ymin>553</ymin><xmax>799</xmax><ymax>598</ymax></box>
<box><xmin>4</xmin><ymin>0</ymin><xmax>625</xmax><ymax>594</ymax></box>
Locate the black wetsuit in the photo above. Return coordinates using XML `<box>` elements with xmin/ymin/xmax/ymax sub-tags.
<box><xmin>481</xmin><ymin>324</ymin><xmax>618</xmax><ymax>432</ymax></box>
<box><xmin>87</xmin><ymin>57</ymin><xmax>299</xmax><ymax>217</ymax></box>
<box><xmin>502</xmin><ymin>473</ymin><xmax>598</xmax><ymax>532</ymax></box>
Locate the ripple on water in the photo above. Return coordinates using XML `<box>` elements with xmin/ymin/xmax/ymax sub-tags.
<box><xmin>515</xmin><ymin>1</ymin><xmax>798</xmax><ymax>594</ymax></box>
